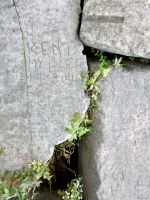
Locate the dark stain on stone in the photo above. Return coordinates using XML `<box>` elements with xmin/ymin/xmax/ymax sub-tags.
<box><xmin>84</xmin><ymin>15</ymin><xmax>124</xmax><ymax>23</ymax></box>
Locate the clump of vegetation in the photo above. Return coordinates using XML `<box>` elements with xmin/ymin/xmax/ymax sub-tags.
<box><xmin>82</xmin><ymin>48</ymin><xmax>123</xmax><ymax>112</ymax></box>
<box><xmin>140</xmin><ymin>58</ymin><xmax>150</xmax><ymax>64</ymax></box>
<box><xmin>129</xmin><ymin>56</ymin><xmax>150</xmax><ymax>64</ymax></box>
<box><xmin>65</xmin><ymin>112</ymin><xmax>92</xmax><ymax>142</ymax></box>
<box><xmin>0</xmin><ymin>161</ymin><xmax>52</xmax><ymax>200</ymax></box>
<box><xmin>129</xmin><ymin>56</ymin><xmax>135</xmax><ymax>61</ymax></box>
<box><xmin>58</xmin><ymin>177</ymin><xmax>83</xmax><ymax>200</ymax></box>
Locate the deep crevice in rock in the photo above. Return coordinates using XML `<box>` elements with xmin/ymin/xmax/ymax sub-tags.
<box><xmin>77</xmin><ymin>0</ymin><xmax>84</xmax><ymax>36</ymax></box>
<box><xmin>47</xmin><ymin>141</ymin><xmax>78</xmax><ymax>190</ymax></box>
<box><xmin>82</xmin><ymin>46</ymin><xmax>150</xmax><ymax>63</ymax></box>
<box><xmin>80</xmin><ymin>0</ymin><xmax>84</xmax><ymax>10</ymax></box>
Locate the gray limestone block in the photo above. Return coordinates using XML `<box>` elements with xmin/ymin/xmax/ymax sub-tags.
<box><xmin>78</xmin><ymin>59</ymin><xmax>150</xmax><ymax>200</ymax></box>
<box><xmin>80</xmin><ymin>0</ymin><xmax>150</xmax><ymax>58</ymax></box>
<box><xmin>0</xmin><ymin>0</ymin><xmax>89</xmax><ymax>173</ymax></box>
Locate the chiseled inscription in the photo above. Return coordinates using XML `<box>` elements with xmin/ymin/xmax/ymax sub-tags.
<box><xmin>111</xmin><ymin>170</ymin><xmax>124</xmax><ymax>197</ymax></box>
<box><xmin>29</xmin><ymin>42</ymin><xmax>70</xmax><ymax>56</ymax></box>
<box><xmin>135</xmin><ymin>175</ymin><xmax>150</xmax><ymax>199</ymax></box>
<box><xmin>27</xmin><ymin>42</ymin><xmax>83</xmax><ymax>79</ymax></box>
<box><xmin>0</xmin><ymin>69</ymin><xmax>25</xmax><ymax>83</ymax></box>
<box><xmin>0</xmin><ymin>111</ymin><xmax>27</xmax><ymax>121</ymax></box>
<box><xmin>49</xmin><ymin>107</ymin><xmax>65</xmax><ymax>125</ymax></box>
<box><xmin>26</xmin><ymin>9</ymin><xmax>60</xmax><ymax>36</ymax></box>
<box><xmin>84</xmin><ymin>15</ymin><xmax>124</xmax><ymax>23</ymax></box>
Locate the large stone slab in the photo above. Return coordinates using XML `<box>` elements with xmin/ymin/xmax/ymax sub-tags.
<box><xmin>0</xmin><ymin>0</ymin><xmax>89</xmax><ymax>173</ymax></box>
<box><xmin>80</xmin><ymin>0</ymin><xmax>150</xmax><ymax>58</ymax></box>
<box><xmin>79</xmin><ymin>59</ymin><xmax>150</xmax><ymax>200</ymax></box>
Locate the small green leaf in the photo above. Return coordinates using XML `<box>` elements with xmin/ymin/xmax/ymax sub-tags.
<box><xmin>129</xmin><ymin>57</ymin><xmax>135</xmax><ymax>61</ymax></box>
<box><xmin>65</xmin><ymin>128</ymin><xmax>72</xmax><ymax>134</ymax></box>
<box><xmin>36</xmin><ymin>173</ymin><xmax>42</xmax><ymax>180</ymax></box>
<box><xmin>81</xmin><ymin>72</ymin><xmax>88</xmax><ymax>78</ymax></box>
<box><xmin>73</xmin><ymin>112</ymin><xmax>84</xmax><ymax>118</ymax></box>
<box><xmin>4</xmin><ymin>188</ymin><xmax>9</xmax><ymax>194</ymax></box>
<box><xmin>89</xmin><ymin>84</ymin><xmax>94</xmax><ymax>90</ymax></box>
<box><xmin>68</xmin><ymin>134</ymin><xmax>76</xmax><ymax>142</ymax></box>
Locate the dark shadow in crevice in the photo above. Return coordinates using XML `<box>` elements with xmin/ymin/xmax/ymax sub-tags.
<box><xmin>77</xmin><ymin>0</ymin><xmax>85</xmax><ymax>36</ymax></box>
<box><xmin>80</xmin><ymin>0</ymin><xmax>84</xmax><ymax>10</ymax></box>
<box><xmin>82</xmin><ymin>45</ymin><xmax>123</xmax><ymax>60</ymax></box>
<box><xmin>82</xmin><ymin>46</ymin><xmax>150</xmax><ymax>65</ymax></box>
<box><xmin>48</xmin><ymin>141</ymin><xmax>78</xmax><ymax>190</ymax></box>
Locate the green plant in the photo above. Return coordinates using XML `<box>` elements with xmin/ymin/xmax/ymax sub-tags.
<box><xmin>58</xmin><ymin>177</ymin><xmax>83</xmax><ymax>200</ymax></box>
<box><xmin>113</xmin><ymin>57</ymin><xmax>124</xmax><ymax>68</ymax></box>
<box><xmin>128</xmin><ymin>56</ymin><xmax>150</xmax><ymax>63</ymax></box>
<box><xmin>82</xmin><ymin>70</ymin><xmax>100</xmax><ymax>112</ymax></box>
<box><xmin>91</xmin><ymin>48</ymin><xmax>112</xmax><ymax>71</ymax></box>
<box><xmin>0</xmin><ymin>181</ymin><xmax>16</xmax><ymax>200</ymax></box>
<box><xmin>0</xmin><ymin>148</ymin><xmax>3</xmax><ymax>156</ymax></box>
<box><xmin>140</xmin><ymin>58</ymin><xmax>150</xmax><ymax>64</ymax></box>
<box><xmin>65</xmin><ymin>112</ymin><xmax>92</xmax><ymax>142</ymax></box>
<box><xmin>0</xmin><ymin>160</ymin><xmax>52</xmax><ymax>200</ymax></box>
<box><xmin>129</xmin><ymin>57</ymin><xmax>135</xmax><ymax>61</ymax></box>
<box><xmin>82</xmin><ymin>48</ymin><xmax>115</xmax><ymax>112</ymax></box>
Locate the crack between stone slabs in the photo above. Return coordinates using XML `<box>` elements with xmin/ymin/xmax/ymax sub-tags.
<box><xmin>13</xmin><ymin>0</ymin><xmax>33</xmax><ymax>156</ymax></box>
<box><xmin>77</xmin><ymin>0</ymin><xmax>85</xmax><ymax>36</ymax></box>
<box><xmin>78</xmin><ymin>0</ymin><xmax>92</xmax><ymax>74</ymax></box>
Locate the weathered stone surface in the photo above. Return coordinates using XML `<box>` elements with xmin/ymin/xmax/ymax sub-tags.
<box><xmin>79</xmin><ymin>59</ymin><xmax>150</xmax><ymax>200</ymax></box>
<box><xmin>80</xmin><ymin>0</ymin><xmax>150</xmax><ymax>58</ymax></box>
<box><xmin>0</xmin><ymin>0</ymin><xmax>89</xmax><ymax>173</ymax></box>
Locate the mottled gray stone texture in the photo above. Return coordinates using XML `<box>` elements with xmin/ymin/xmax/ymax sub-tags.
<box><xmin>78</xmin><ymin>59</ymin><xmax>150</xmax><ymax>200</ymax></box>
<box><xmin>0</xmin><ymin>0</ymin><xmax>89</xmax><ymax>173</ymax></box>
<box><xmin>80</xmin><ymin>0</ymin><xmax>150</xmax><ymax>58</ymax></box>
